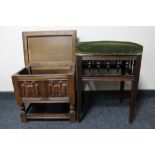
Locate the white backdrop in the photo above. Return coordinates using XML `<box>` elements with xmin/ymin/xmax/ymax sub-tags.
<box><xmin>0</xmin><ymin>26</ymin><xmax>155</xmax><ymax>91</ymax></box>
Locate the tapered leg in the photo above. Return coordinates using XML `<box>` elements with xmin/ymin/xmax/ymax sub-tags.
<box><xmin>120</xmin><ymin>81</ymin><xmax>125</xmax><ymax>103</ymax></box>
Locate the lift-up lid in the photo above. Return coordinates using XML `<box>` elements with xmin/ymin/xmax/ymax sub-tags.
<box><xmin>22</xmin><ymin>30</ymin><xmax>76</xmax><ymax>70</ymax></box>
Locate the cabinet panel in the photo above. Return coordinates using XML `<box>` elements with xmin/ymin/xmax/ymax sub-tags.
<box><xmin>46</xmin><ymin>80</ymin><xmax>68</xmax><ymax>97</ymax></box>
<box><xmin>19</xmin><ymin>81</ymin><xmax>42</xmax><ymax>97</ymax></box>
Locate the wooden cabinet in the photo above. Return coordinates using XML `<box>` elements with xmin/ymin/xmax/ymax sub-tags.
<box><xmin>12</xmin><ymin>30</ymin><xmax>76</xmax><ymax>122</ymax></box>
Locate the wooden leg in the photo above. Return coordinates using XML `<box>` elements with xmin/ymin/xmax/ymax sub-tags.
<box><xmin>120</xmin><ymin>81</ymin><xmax>125</xmax><ymax>103</ymax></box>
<box><xmin>76</xmin><ymin>56</ymin><xmax>83</xmax><ymax>122</ymax></box>
<box><xmin>129</xmin><ymin>80</ymin><xmax>138</xmax><ymax>123</ymax></box>
<box><xmin>12</xmin><ymin>76</ymin><xmax>27</xmax><ymax>122</ymax></box>
<box><xmin>128</xmin><ymin>56</ymin><xmax>142</xmax><ymax>123</ymax></box>
<box><xmin>120</xmin><ymin>60</ymin><xmax>126</xmax><ymax>103</ymax></box>
<box><xmin>68</xmin><ymin>75</ymin><xmax>76</xmax><ymax>122</ymax></box>
<box><xmin>69</xmin><ymin>105</ymin><xmax>76</xmax><ymax>122</ymax></box>
<box><xmin>19</xmin><ymin>105</ymin><xmax>27</xmax><ymax>123</ymax></box>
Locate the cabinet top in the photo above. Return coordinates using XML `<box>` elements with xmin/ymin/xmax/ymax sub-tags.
<box><xmin>76</xmin><ymin>41</ymin><xmax>143</xmax><ymax>56</ymax></box>
<box><xmin>22</xmin><ymin>30</ymin><xmax>76</xmax><ymax>69</ymax></box>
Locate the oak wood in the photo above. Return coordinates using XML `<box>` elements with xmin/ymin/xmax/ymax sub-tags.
<box><xmin>129</xmin><ymin>55</ymin><xmax>142</xmax><ymax>123</ymax></box>
<box><xmin>82</xmin><ymin>76</ymin><xmax>134</xmax><ymax>81</ymax></box>
<box><xmin>12</xmin><ymin>30</ymin><xmax>77</xmax><ymax>122</ymax></box>
<box><xmin>26</xmin><ymin>113</ymin><xmax>70</xmax><ymax>120</ymax></box>
<box><xmin>22</xmin><ymin>97</ymin><xmax>69</xmax><ymax>103</ymax></box>
<box><xmin>82</xmin><ymin>55</ymin><xmax>137</xmax><ymax>61</ymax></box>
<box><xmin>120</xmin><ymin>81</ymin><xmax>125</xmax><ymax>102</ymax></box>
<box><xmin>76</xmin><ymin>56</ymin><xmax>83</xmax><ymax>122</ymax></box>
<box><xmin>23</xmin><ymin>30</ymin><xmax>76</xmax><ymax>68</ymax></box>
<box><xmin>77</xmin><ymin>55</ymin><xmax>142</xmax><ymax>123</ymax></box>
<box><xmin>120</xmin><ymin>61</ymin><xmax>126</xmax><ymax>102</ymax></box>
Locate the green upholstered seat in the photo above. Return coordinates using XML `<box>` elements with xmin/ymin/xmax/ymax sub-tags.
<box><xmin>76</xmin><ymin>41</ymin><xmax>143</xmax><ymax>56</ymax></box>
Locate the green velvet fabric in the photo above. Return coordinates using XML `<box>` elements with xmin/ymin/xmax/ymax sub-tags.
<box><xmin>76</xmin><ymin>41</ymin><xmax>143</xmax><ymax>56</ymax></box>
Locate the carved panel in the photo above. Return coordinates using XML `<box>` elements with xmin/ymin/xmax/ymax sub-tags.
<box><xmin>19</xmin><ymin>81</ymin><xmax>42</xmax><ymax>97</ymax></box>
<box><xmin>46</xmin><ymin>80</ymin><xmax>68</xmax><ymax>97</ymax></box>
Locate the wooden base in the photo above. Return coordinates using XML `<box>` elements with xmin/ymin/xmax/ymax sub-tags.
<box><xmin>12</xmin><ymin>72</ymin><xmax>76</xmax><ymax>123</ymax></box>
<box><xmin>26</xmin><ymin>113</ymin><xmax>70</xmax><ymax>120</ymax></box>
<box><xmin>19</xmin><ymin>103</ymin><xmax>76</xmax><ymax>123</ymax></box>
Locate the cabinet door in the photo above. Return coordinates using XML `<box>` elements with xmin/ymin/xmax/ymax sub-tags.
<box><xmin>46</xmin><ymin>80</ymin><xmax>68</xmax><ymax>97</ymax></box>
<box><xmin>19</xmin><ymin>81</ymin><xmax>42</xmax><ymax>97</ymax></box>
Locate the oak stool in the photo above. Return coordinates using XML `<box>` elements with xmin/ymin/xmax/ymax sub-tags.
<box><xmin>76</xmin><ymin>41</ymin><xmax>143</xmax><ymax>123</ymax></box>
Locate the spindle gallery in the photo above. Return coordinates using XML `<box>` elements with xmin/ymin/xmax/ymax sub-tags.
<box><xmin>12</xmin><ymin>32</ymin><xmax>143</xmax><ymax>123</ymax></box>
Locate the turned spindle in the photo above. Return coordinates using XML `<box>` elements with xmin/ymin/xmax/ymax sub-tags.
<box><xmin>116</xmin><ymin>61</ymin><xmax>120</xmax><ymax>76</ymax></box>
<box><xmin>131</xmin><ymin>60</ymin><xmax>135</xmax><ymax>75</ymax></box>
<box><xmin>96</xmin><ymin>61</ymin><xmax>101</xmax><ymax>75</ymax></box>
<box><xmin>125</xmin><ymin>61</ymin><xmax>129</xmax><ymax>74</ymax></box>
<box><xmin>88</xmin><ymin>61</ymin><xmax>92</xmax><ymax>76</ymax></box>
<box><xmin>107</xmin><ymin>61</ymin><xmax>110</xmax><ymax>76</ymax></box>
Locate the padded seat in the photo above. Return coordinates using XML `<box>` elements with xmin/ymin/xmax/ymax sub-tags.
<box><xmin>76</xmin><ymin>41</ymin><xmax>143</xmax><ymax>56</ymax></box>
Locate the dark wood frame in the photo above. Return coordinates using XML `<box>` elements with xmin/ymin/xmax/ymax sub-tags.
<box><xmin>76</xmin><ymin>55</ymin><xmax>142</xmax><ymax>123</ymax></box>
<box><xmin>12</xmin><ymin>30</ymin><xmax>77</xmax><ymax>122</ymax></box>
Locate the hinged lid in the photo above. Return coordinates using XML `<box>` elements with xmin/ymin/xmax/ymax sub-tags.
<box><xmin>22</xmin><ymin>30</ymin><xmax>76</xmax><ymax>69</ymax></box>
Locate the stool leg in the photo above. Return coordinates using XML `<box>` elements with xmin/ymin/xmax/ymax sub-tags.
<box><xmin>129</xmin><ymin>80</ymin><xmax>138</xmax><ymax>123</ymax></box>
<box><xmin>129</xmin><ymin>56</ymin><xmax>142</xmax><ymax>124</ymax></box>
<box><xmin>76</xmin><ymin>56</ymin><xmax>83</xmax><ymax>122</ymax></box>
<box><xmin>120</xmin><ymin>60</ymin><xmax>126</xmax><ymax>103</ymax></box>
<box><xmin>120</xmin><ymin>81</ymin><xmax>125</xmax><ymax>103</ymax></box>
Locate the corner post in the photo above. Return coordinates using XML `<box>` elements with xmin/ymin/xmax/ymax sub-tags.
<box><xmin>129</xmin><ymin>55</ymin><xmax>142</xmax><ymax>123</ymax></box>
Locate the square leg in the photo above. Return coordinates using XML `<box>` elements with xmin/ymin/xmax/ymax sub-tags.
<box><xmin>129</xmin><ymin>56</ymin><xmax>142</xmax><ymax>123</ymax></box>
<box><xmin>68</xmin><ymin>75</ymin><xmax>76</xmax><ymax>122</ymax></box>
<box><xmin>120</xmin><ymin>81</ymin><xmax>125</xmax><ymax>103</ymax></box>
